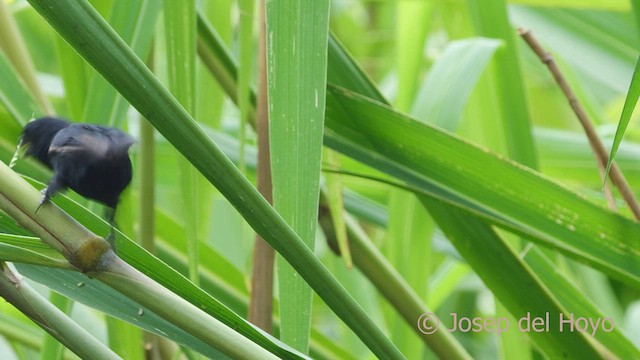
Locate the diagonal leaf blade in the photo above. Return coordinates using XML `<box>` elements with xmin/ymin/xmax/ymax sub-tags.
<box><xmin>325</xmin><ymin>86</ymin><xmax>640</xmax><ymax>288</ymax></box>
<box><xmin>605</xmin><ymin>54</ymin><xmax>640</xmax><ymax>180</ymax></box>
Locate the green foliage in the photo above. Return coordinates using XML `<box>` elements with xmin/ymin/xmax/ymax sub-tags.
<box><xmin>0</xmin><ymin>0</ymin><xmax>638</xmax><ymax>359</ymax></box>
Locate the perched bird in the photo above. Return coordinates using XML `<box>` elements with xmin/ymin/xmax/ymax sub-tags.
<box><xmin>20</xmin><ymin>116</ymin><xmax>135</xmax><ymax>246</ymax></box>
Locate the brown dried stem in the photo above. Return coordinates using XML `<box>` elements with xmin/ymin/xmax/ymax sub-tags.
<box><xmin>248</xmin><ymin>0</ymin><xmax>275</xmax><ymax>333</ymax></box>
<box><xmin>519</xmin><ymin>28</ymin><xmax>637</xmax><ymax>218</ymax></box>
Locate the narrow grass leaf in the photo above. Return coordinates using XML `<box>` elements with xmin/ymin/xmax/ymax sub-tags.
<box><xmin>0</xmin><ymin>1</ymin><xmax>51</xmax><ymax>114</ymax></box>
<box><xmin>238</xmin><ymin>0</ymin><xmax>255</xmax><ymax>173</ymax></box>
<box><xmin>0</xmin><ymin>49</ymin><xmax>41</xmax><ymax>126</ymax></box>
<box><xmin>266</xmin><ymin>0</ymin><xmax>331</xmax><ymax>352</ymax></box>
<box><xmin>412</xmin><ymin>38</ymin><xmax>501</xmax><ymax>129</ymax></box>
<box><xmin>523</xmin><ymin>247</ymin><xmax>640</xmax><ymax>359</ymax></box>
<box><xmin>605</xmin><ymin>54</ymin><xmax>640</xmax><ymax>181</ymax></box>
<box><xmin>395</xmin><ymin>1</ymin><xmax>431</xmax><ymax>111</ymax></box>
<box><xmin>422</xmin><ymin>199</ymin><xmax>606</xmax><ymax>359</ymax></box>
<box><xmin>325</xmin><ymin>86</ymin><xmax>640</xmax><ymax>287</ymax></box>
<box><xmin>0</xmin><ymin>233</ymin><xmax>69</xmax><ymax>268</ymax></box>
<box><xmin>196</xmin><ymin>0</ymin><xmax>232</xmax><ymax>129</ymax></box>
<box><xmin>324</xmin><ymin>150</ymin><xmax>352</xmax><ymax>268</ymax></box>
<box><xmin>164</xmin><ymin>0</ymin><xmax>200</xmax><ymax>285</ymax></box>
<box><xmin>82</xmin><ymin>0</ymin><xmax>160</xmax><ymax>127</ymax></box>
<box><xmin>54</xmin><ymin>35</ymin><xmax>89</xmax><ymax>121</ymax></box>
<box><xmin>467</xmin><ymin>0</ymin><xmax>537</xmax><ymax>168</ymax></box>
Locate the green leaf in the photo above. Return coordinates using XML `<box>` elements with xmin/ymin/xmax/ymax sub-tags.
<box><xmin>467</xmin><ymin>0</ymin><xmax>537</xmax><ymax>168</ymax></box>
<box><xmin>54</xmin><ymin>34</ymin><xmax>89</xmax><ymax>121</ymax></box>
<box><xmin>395</xmin><ymin>0</ymin><xmax>431</xmax><ymax>111</ymax></box>
<box><xmin>522</xmin><ymin>247</ymin><xmax>640</xmax><ymax>359</ymax></box>
<box><xmin>605</xmin><ymin>54</ymin><xmax>640</xmax><ymax>180</ymax></box>
<box><xmin>237</xmin><ymin>0</ymin><xmax>254</xmax><ymax>173</ymax></box>
<box><xmin>0</xmin><ymin>49</ymin><xmax>41</xmax><ymax>126</ymax></box>
<box><xmin>421</xmin><ymin>200</ymin><xmax>605</xmax><ymax>359</ymax></box>
<box><xmin>509</xmin><ymin>0</ymin><xmax>628</xmax><ymax>11</ymax></box>
<box><xmin>81</xmin><ymin>0</ymin><xmax>160</xmax><ymax>127</ymax></box>
<box><xmin>325</xmin><ymin>85</ymin><xmax>640</xmax><ymax>288</ymax></box>
<box><xmin>196</xmin><ymin>0</ymin><xmax>232</xmax><ymax>129</ymax></box>
<box><xmin>163</xmin><ymin>0</ymin><xmax>200</xmax><ymax>285</ymax></box>
<box><xmin>323</xmin><ymin>149</ymin><xmax>351</xmax><ymax>267</ymax></box>
<box><xmin>0</xmin><ymin>233</ymin><xmax>69</xmax><ymax>268</ymax></box>
<box><xmin>266</xmin><ymin>0</ymin><xmax>331</xmax><ymax>352</ymax></box>
<box><xmin>411</xmin><ymin>38</ymin><xmax>501</xmax><ymax>129</ymax></box>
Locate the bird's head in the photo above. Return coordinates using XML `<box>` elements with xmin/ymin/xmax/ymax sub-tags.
<box><xmin>21</xmin><ymin>116</ymin><xmax>70</xmax><ymax>168</ymax></box>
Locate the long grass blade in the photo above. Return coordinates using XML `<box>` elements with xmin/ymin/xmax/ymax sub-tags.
<box><xmin>266</xmin><ymin>0</ymin><xmax>331</xmax><ymax>352</ymax></box>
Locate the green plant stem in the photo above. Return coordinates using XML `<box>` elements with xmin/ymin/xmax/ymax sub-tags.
<box><xmin>323</xmin><ymin>150</ymin><xmax>352</xmax><ymax>267</ymax></box>
<box><xmin>139</xmin><ymin>120</ymin><xmax>155</xmax><ymax>252</ymax></box>
<box><xmin>196</xmin><ymin>14</ymin><xmax>239</xmax><ymax>104</ymax></box>
<box><xmin>0</xmin><ymin>0</ymin><xmax>53</xmax><ymax>114</ymax></box>
<box><xmin>0</xmin><ymin>263</ymin><xmax>119</xmax><ymax>360</ymax></box>
<box><xmin>238</xmin><ymin>0</ymin><xmax>254</xmax><ymax>173</ymax></box>
<box><xmin>0</xmin><ymin>313</ymin><xmax>80</xmax><ymax>360</ymax></box>
<box><xmin>345</xmin><ymin>217</ymin><xmax>469</xmax><ymax>360</ymax></box>
<box><xmin>39</xmin><ymin>291</ymin><xmax>73</xmax><ymax>360</ymax></box>
<box><xmin>0</xmin><ymin>234</ymin><xmax>72</xmax><ymax>269</ymax></box>
<box><xmin>138</xmin><ymin>118</ymin><xmax>157</xmax><ymax>360</ymax></box>
<box><xmin>0</xmin><ymin>166</ymin><xmax>110</xmax><ymax>271</ymax></box>
<box><xmin>319</xmin><ymin>204</ymin><xmax>471</xmax><ymax>360</ymax></box>
<box><xmin>0</xmin><ymin>162</ymin><xmax>278</xmax><ymax>359</ymax></box>
<box><xmin>93</xmin><ymin>254</ymin><xmax>277</xmax><ymax>360</ymax></box>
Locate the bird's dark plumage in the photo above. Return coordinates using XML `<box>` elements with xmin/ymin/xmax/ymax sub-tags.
<box><xmin>22</xmin><ymin>116</ymin><xmax>69</xmax><ymax>168</ymax></box>
<box><xmin>21</xmin><ymin>116</ymin><xmax>135</xmax><ymax>210</ymax></box>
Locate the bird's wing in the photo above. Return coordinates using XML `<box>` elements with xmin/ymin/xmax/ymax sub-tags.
<box><xmin>48</xmin><ymin>125</ymin><xmax>111</xmax><ymax>161</ymax></box>
<box><xmin>102</xmin><ymin>127</ymin><xmax>136</xmax><ymax>152</ymax></box>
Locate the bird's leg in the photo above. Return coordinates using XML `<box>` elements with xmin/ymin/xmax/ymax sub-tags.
<box><xmin>36</xmin><ymin>175</ymin><xmax>64</xmax><ymax>212</ymax></box>
<box><xmin>104</xmin><ymin>206</ymin><xmax>117</xmax><ymax>252</ymax></box>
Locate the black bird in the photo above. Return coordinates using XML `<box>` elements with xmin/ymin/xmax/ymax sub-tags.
<box><xmin>20</xmin><ymin>116</ymin><xmax>135</xmax><ymax>246</ymax></box>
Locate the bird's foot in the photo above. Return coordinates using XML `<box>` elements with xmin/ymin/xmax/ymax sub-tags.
<box><xmin>105</xmin><ymin>228</ymin><xmax>117</xmax><ymax>253</ymax></box>
<box><xmin>36</xmin><ymin>188</ymin><xmax>50</xmax><ymax>213</ymax></box>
